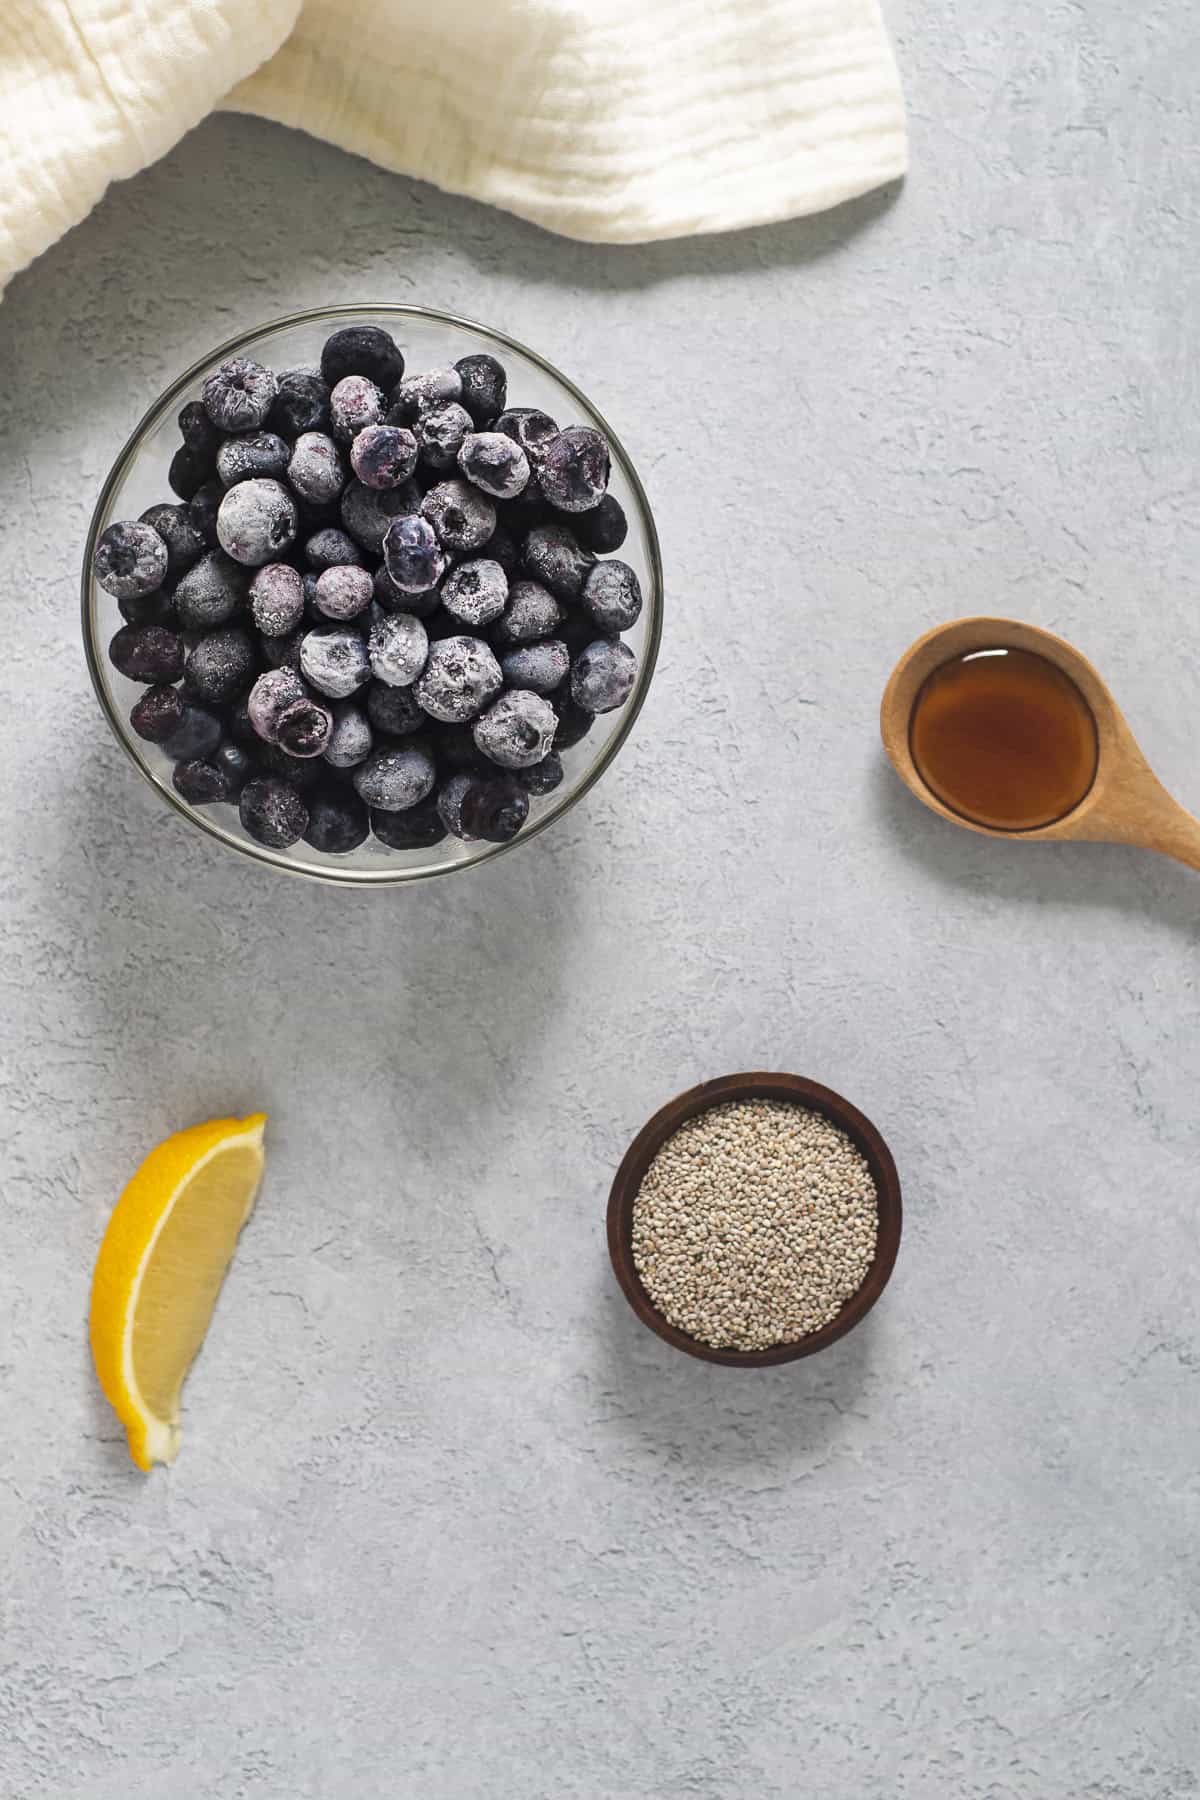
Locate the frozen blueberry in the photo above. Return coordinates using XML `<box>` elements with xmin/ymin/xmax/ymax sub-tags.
<box><xmin>431</xmin><ymin>721</ymin><xmax>487</xmax><ymax>772</ymax></box>
<box><xmin>315</xmin><ymin>564</ymin><xmax>373</xmax><ymax>621</ymax></box>
<box><xmin>571</xmin><ymin>638</ymin><xmax>637</xmax><ymax>713</ymax></box>
<box><xmin>573</xmin><ymin>493</ymin><xmax>628</xmax><ymax>554</ymax></box>
<box><xmin>495</xmin><ymin>407</ymin><xmax>559</xmax><ymax>462</ymax></box>
<box><xmin>421</xmin><ymin>479</ymin><xmax>496</xmax><ymax>554</ymax></box>
<box><xmin>168</xmin><ymin>444</ymin><xmax>212</xmax><ymax>501</ymax></box>
<box><xmin>366</xmin><ymin>680</ymin><xmax>425</xmax><ymax>738</ymax></box>
<box><xmin>174</xmin><ymin>549</ymin><xmax>247</xmax><ymax>631</ymax></box>
<box><xmin>439</xmin><ymin>771</ymin><xmax>528</xmax><ymax>842</ymax></box>
<box><xmin>550</xmin><ymin>687</ymin><xmax>595</xmax><ymax>750</ymax></box>
<box><xmin>229</xmin><ymin>694</ymin><xmax>257</xmax><ymax>745</ymax></box>
<box><xmin>414</xmin><ymin>636</ymin><xmax>503</xmax><ymax>723</ymax></box>
<box><xmin>275</xmin><ymin>696</ymin><xmax>333</xmax><ymax>758</ymax></box>
<box><xmin>350</xmin><ymin>424</ymin><xmax>418</xmax><ymax>489</ymax></box>
<box><xmin>353</xmin><ymin>745</ymin><xmax>436</xmax><ymax>812</ymax></box>
<box><xmin>324</xmin><ymin>702</ymin><xmax>373</xmax><ymax>769</ymax></box>
<box><xmin>493</xmin><ymin>579</ymin><xmax>563</xmax><ymax>645</ymax></box>
<box><xmin>457</xmin><ymin>432</ymin><xmax>529</xmax><ymax>500</ymax></box>
<box><xmin>581</xmin><ymin>559</ymin><xmax>642</xmax><ymax>632</ymax></box>
<box><xmin>436</xmin><ymin>771</ymin><xmax>474</xmax><ymax>839</ymax></box>
<box><xmin>373</xmin><ymin>563</ymin><xmax>441</xmax><ymax>618</ymax></box>
<box><xmin>130</xmin><ymin>684</ymin><xmax>186</xmax><ymax>744</ymax></box>
<box><xmin>288</xmin><ymin>432</ymin><xmax>347</xmax><ymax>505</ymax></box>
<box><xmin>250</xmin><ymin>562</ymin><xmax>304</xmax><ymax>637</ymax></box>
<box><xmin>372</xmin><ymin>565</ymin><xmax>405</xmax><ymax>612</ymax></box>
<box><xmin>262</xmin><ymin>628</ymin><xmax>304</xmax><ymax>671</ymax></box>
<box><xmin>108</xmin><ymin>622</ymin><xmax>183</xmax><ymax>683</ymax></box>
<box><xmin>517</xmin><ymin>751</ymin><xmax>564</xmax><ymax>796</ymax></box>
<box><xmin>304</xmin><ymin>784</ymin><xmax>370</xmax><ymax>854</ymax></box>
<box><xmin>268</xmin><ymin>369</ymin><xmax>331</xmax><ymax>437</ymax></box>
<box><xmin>173</xmin><ymin>759</ymin><xmax>234</xmax><ymax>805</ymax></box>
<box><xmin>161</xmin><ymin>703</ymin><xmax>223</xmax><ymax>762</ymax></box>
<box><xmin>261</xmin><ymin>743</ymin><xmax>324</xmax><ymax>791</ymax></box>
<box><xmin>480</xmin><ymin>523</ymin><xmax>518</xmax><ymax>577</ymax></box>
<box><xmin>418</xmin><ymin>403</ymin><xmax>474</xmax><ymax>471</ymax></box>
<box><xmin>320</xmin><ymin>325</ymin><xmax>405</xmax><ymax>392</ymax></box>
<box><xmin>178</xmin><ymin>399</ymin><xmax>221</xmax><ymax>458</ymax></box>
<box><xmin>213</xmin><ymin>739</ymin><xmax>257</xmax><ymax>792</ymax></box>
<box><xmin>139</xmin><ymin>503</ymin><xmax>206</xmax><ymax>582</ymax></box>
<box><xmin>117</xmin><ymin>587</ymin><xmax>176</xmax><ymax>627</ymax></box>
<box><xmin>217</xmin><ymin>478</ymin><xmax>298</xmax><ymax>566</ymax></box>
<box><xmin>203</xmin><ymin>357</ymin><xmax>278</xmax><ymax>433</ymax></box>
<box><xmin>368</xmin><ymin>610</ymin><xmax>428</xmax><ymax>686</ymax></box>
<box><xmin>440</xmin><ymin>558</ymin><xmax>508</xmax><ymax>628</ymax></box>
<box><xmin>538</xmin><ymin>428</ymin><xmax>610</xmax><ymax>513</ymax></box>
<box><xmin>370</xmin><ymin>795</ymin><xmax>447</xmax><ymax>849</ymax></box>
<box><xmin>330</xmin><ymin>375</ymin><xmax>386</xmax><ymax>443</ymax></box>
<box><xmin>388</xmin><ymin>367</ymin><xmax>462</xmax><ymax>426</ymax></box>
<box><xmin>183</xmin><ymin>626</ymin><xmax>257</xmax><ymax>705</ymax></box>
<box><xmin>217</xmin><ymin>430</ymin><xmax>290</xmax><ymax>488</ymax></box>
<box><xmin>341</xmin><ymin>477</ymin><xmax>421</xmax><ymax>554</ymax></box>
<box><xmin>188</xmin><ymin>479</ymin><xmax>224</xmax><ymax>547</ymax></box>
<box><xmin>556</xmin><ymin>610</ymin><xmax>597</xmax><ymax>662</ymax></box>
<box><xmin>305</xmin><ymin>525</ymin><xmax>364</xmax><ymax>571</ymax></box>
<box><xmin>500</xmin><ymin>639</ymin><xmax>569</xmax><ymax>695</ymax></box>
<box><xmin>473</xmin><ymin>690</ymin><xmax>557</xmax><ymax>769</ymax></box>
<box><xmin>240</xmin><ymin>775</ymin><xmax>308</xmax><ymax>848</ymax></box>
<box><xmin>94</xmin><ymin>521</ymin><xmax>168</xmax><ymax>600</ymax></box>
<box><xmin>454</xmin><ymin>354</ymin><xmax>507</xmax><ymax>425</ymax></box>
<box><xmin>247</xmin><ymin>667</ymin><xmax>306</xmax><ymax>742</ymax></box>
<box><xmin>382</xmin><ymin>515</ymin><xmax>447</xmax><ymax>592</ymax></box>
<box><xmin>300</xmin><ymin>626</ymin><xmax>371</xmax><ymax>700</ymax></box>
<box><xmin>521</xmin><ymin>522</ymin><xmax>593</xmax><ymax>599</ymax></box>
<box><xmin>271</xmin><ymin>706</ymin><xmax>329</xmax><ymax>763</ymax></box>
<box><xmin>499</xmin><ymin>476</ymin><xmax>548</xmax><ymax>534</ymax></box>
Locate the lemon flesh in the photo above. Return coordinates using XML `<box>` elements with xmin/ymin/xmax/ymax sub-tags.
<box><xmin>89</xmin><ymin>1115</ymin><xmax>266</xmax><ymax>1470</ymax></box>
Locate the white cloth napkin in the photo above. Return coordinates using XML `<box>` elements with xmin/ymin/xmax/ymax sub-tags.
<box><xmin>0</xmin><ymin>0</ymin><xmax>906</xmax><ymax>299</ymax></box>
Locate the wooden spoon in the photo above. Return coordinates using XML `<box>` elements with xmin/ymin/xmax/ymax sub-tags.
<box><xmin>880</xmin><ymin>616</ymin><xmax>1200</xmax><ymax>872</ymax></box>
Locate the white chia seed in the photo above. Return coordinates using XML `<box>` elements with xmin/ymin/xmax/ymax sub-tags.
<box><xmin>630</xmin><ymin>1099</ymin><xmax>879</xmax><ymax>1352</ymax></box>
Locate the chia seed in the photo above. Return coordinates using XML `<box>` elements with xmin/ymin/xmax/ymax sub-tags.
<box><xmin>631</xmin><ymin>1100</ymin><xmax>879</xmax><ymax>1352</ymax></box>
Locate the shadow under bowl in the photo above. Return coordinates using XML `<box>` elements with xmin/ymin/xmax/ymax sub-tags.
<box><xmin>607</xmin><ymin>1071</ymin><xmax>902</xmax><ymax>1367</ymax></box>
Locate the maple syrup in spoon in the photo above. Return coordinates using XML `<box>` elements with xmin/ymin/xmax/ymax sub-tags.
<box><xmin>908</xmin><ymin>646</ymin><xmax>1099</xmax><ymax>832</ymax></box>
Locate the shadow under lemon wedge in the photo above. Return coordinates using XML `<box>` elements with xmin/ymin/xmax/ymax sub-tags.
<box><xmin>89</xmin><ymin>1114</ymin><xmax>267</xmax><ymax>1470</ymax></box>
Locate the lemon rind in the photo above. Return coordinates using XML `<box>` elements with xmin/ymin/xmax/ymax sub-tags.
<box><xmin>91</xmin><ymin>1114</ymin><xmax>266</xmax><ymax>1471</ymax></box>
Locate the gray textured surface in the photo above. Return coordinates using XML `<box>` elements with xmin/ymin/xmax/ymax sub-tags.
<box><xmin>2</xmin><ymin>3</ymin><xmax>1199</xmax><ymax>1793</ymax></box>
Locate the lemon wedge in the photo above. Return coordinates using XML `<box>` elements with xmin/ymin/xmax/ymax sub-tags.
<box><xmin>89</xmin><ymin>1114</ymin><xmax>266</xmax><ymax>1470</ymax></box>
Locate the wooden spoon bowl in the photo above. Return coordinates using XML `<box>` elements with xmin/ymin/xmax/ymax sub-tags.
<box><xmin>881</xmin><ymin>617</ymin><xmax>1200</xmax><ymax>870</ymax></box>
<box><xmin>607</xmin><ymin>1072</ymin><xmax>903</xmax><ymax>1367</ymax></box>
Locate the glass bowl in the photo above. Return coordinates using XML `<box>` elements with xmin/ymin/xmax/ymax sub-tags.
<box><xmin>82</xmin><ymin>304</ymin><xmax>662</xmax><ymax>885</ymax></box>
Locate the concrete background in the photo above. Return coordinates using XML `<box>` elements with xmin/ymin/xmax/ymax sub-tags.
<box><xmin>2</xmin><ymin>2</ymin><xmax>1198</xmax><ymax>1794</ymax></box>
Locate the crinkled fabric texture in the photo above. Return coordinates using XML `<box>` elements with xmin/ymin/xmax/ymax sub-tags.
<box><xmin>0</xmin><ymin>0</ymin><xmax>906</xmax><ymax>296</ymax></box>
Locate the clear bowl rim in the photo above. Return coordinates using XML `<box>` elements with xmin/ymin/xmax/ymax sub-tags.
<box><xmin>81</xmin><ymin>301</ymin><xmax>663</xmax><ymax>887</ymax></box>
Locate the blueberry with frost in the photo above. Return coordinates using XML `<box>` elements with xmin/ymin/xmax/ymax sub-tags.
<box><xmin>94</xmin><ymin>521</ymin><xmax>168</xmax><ymax>600</ymax></box>
<box><xmin>239</xmin><ymin>776</ymin><xmax>308</xmax><ymax>847</ymax></box>
<box><xmin>202</xmin><ymin>357</ymin><xmax>278</xmax><ymax>433</ymax></box>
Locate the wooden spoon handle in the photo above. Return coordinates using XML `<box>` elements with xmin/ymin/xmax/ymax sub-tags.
<box><xmin>1094</xmin><ymin>775</ymin><xmax>1200</xmax><ymax>872</ymax></box>
<box><xmin>1137</xmin><ymin>799</ymin><xmax>1200</xmax><ymax>873</ymax></box>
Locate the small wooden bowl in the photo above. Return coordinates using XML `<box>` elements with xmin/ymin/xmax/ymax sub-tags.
<box><xmin>607</xmin><ymin>1072</ymin><xmax>903</xmax><ymax>1366</ymax></box>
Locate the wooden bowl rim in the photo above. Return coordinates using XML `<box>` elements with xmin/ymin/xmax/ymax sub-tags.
<box><xmin>606</xmin><ymin>1072</ymin><xmax>903</xmax><ymax>1367</ymax></box>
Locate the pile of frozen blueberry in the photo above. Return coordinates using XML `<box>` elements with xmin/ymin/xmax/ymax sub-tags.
<box><xmin>94</xmin><ymin>324</ymin><xmax>643</xmax><ymax>856</ymax></box>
